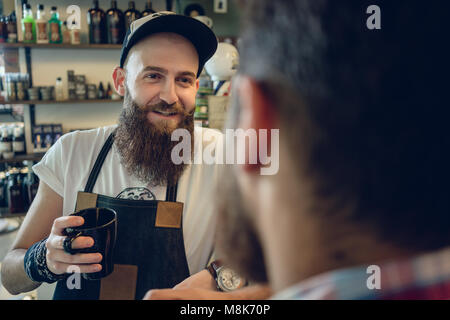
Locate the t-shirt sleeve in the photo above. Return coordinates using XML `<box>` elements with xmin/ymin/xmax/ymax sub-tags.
<box><xmin>32</xmin><ymin>134</ymin><xmax>71</xmax><ymax>197</ymax></box>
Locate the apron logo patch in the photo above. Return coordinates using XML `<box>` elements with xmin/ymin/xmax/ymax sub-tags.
<box><xmin>116</xmin><ymin>187</ymin><xmax>156</xmax><ymax>200</ymax></box>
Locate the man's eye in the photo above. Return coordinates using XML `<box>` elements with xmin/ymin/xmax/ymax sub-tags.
<box><xmin>146</xmin><ymin>74</ymin><xmax>161</xmax><ymax>80</ymax></box>
<box><xmin>178</xmin><ymin>77</ymin><xmax>193</xmax><ymax>84</ymax></box>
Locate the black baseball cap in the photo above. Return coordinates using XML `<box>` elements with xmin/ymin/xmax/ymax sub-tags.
<box><xmin>120</xmin><ymin>11</ymin><xmax>218</xmax><ymax>77</ymax></box>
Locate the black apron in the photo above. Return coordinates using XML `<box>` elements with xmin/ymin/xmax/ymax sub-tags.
<box><xmin>53</xmin><ymin>132</ymin><xmax>190</xmax><ymax>300</ymax></box>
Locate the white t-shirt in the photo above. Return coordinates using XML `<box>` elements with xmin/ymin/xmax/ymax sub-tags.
<box><xmin>32</xmin><ymin>125</ymin><xmax>223</xmax><ymax>275</ymax></box>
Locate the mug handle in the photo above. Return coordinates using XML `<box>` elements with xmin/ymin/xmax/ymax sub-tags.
<box><xmin>63</xmin><ymin>232</ymin><xmax>83</xmax><ymax>255</ymax></box>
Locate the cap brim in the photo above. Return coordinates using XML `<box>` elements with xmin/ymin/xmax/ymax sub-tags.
<box><xmin>120</xmin><ymin>15</ymin><xmax>218</xmax><ymax>77</ymax></box>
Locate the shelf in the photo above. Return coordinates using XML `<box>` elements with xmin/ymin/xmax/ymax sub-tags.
<box><xmin>1</xmin><ymin>99</ymin><xmax>122</xmax><ymax>105</ymax></box>
<box><xmin>0</xmin><ymin>211</ymin><xmax>26</xmax><ymax>219</ymax></box>
<box><xmin>0</xmin><ymin>43</ymin><xmax>122</xmax><ymax>50</ymax></box>
<box><xmin>0</xmin><ymin>153</ymin><xmax>44</xmax><ymax>164</ymax></box>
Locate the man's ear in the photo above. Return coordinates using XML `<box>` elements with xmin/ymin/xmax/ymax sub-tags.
<box><xmin>237</xmin><ymin>76</ymin><xmax>277</xmax><ymax>132</ymax></box>
<box><xmin>236</xmin><ymin>76</ymin><xmax>278</xmax><ymax>173</ymax></box>
<box><xmin>112</xmin><ymin>67</ymin><xmax>126</xmax><ymax>96</ymax></box>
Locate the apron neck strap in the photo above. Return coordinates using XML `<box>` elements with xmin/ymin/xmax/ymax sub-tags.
<box><xmin>165</xmin><ymin>183</ymin><xmax>178</xmax><ymax>202</ymax></box>
<box><xmin>84</xmin><ymin>130</ymin><xmax>179</xmax><ymax>201</ymax></box>
<box><xmin>84</xmin><ymin>131</ymin><xmax>115</xmax><ymax>193</ymax></box>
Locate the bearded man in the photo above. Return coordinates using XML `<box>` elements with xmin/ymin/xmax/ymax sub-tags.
<box><xmin>1</xmin><ymin>12</ymin><xmax>232</xmax><ymax>300</ymax></box>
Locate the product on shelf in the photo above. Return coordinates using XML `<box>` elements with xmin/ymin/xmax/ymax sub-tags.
<box><xmin>0</xmin><ymin>16</ymin><xmax>7</xmax><ymax>43</ymax></box>
<box><xmin>87</xmin><ymin>84</ymin><xmax>97</xmax><ymax>99</ymax></box>
<box><xmin>52</xmin><ymin>124</ymin><xmax>63</xmax><ymax>142</ymax></box>
<box><xmin>5</xmin><ymin>74</ymin><xmax>17</xmax><ymax>101</ymax></box>
<box><xmin>106</xmin><ymin>0</ymin><xmax>125</xmax><ymax>44</ymax></box>
<box><xmin>36</xmin><ymin>4</ymin><xmax>49</xmax><ymax>44</ymax></box>
<box><xmin>106</xmin><ymin>82</ymin><xmax>113</xmax><ymax>99</ymax></box>
<box><xmin>70</xmin><ymin>20</ymin><xmax>80</xmax><ymax>44</ymax></box>
<box><xmin>88</xmin><ymin>0</ymin><xmax>107</xmax><ymax>44</ymax></box>
<box><xmin>55</xmin><ymin>77</ymin><xmax>64</xmax><ymax>100</ymax></box>
<box><xmin>0</xmin><ymin>171</ymin><xmax>7</xmax><ymax>208</ymax></box>
<box><xmin>67</xmin><ymin>70</ymin><xmax>76</xmax><ymax>100</ymax></box>
<box><xmin>27</xmin><ymin>87</ymin><xmax>39</xmax><ymax>100</ymax></box>
<box><xmin>3</xmin><ymin>73</ymin><xmax>30</xmax><ymax>101</ymax></box>
<box><xmin>194</xmin><ymin>70</ymin><xmax>213</xmax><ymax>127</ymax></box>
<box><xmin>12</xmin><ymin>126</ymin><xmax>26</xmax><ymax>156</ymax></box>
<box><xmin>26</xmin><ymin>166</ymin><xmax>40</xmax><ymax>204</ymax></box>
<box><xmin>0</xmin><ymin>128</ymin><xmax>13</xmax><ymax>159</ymax></box>
<box><xmin>32</xmin><ymin>123</ymin><xmax>62</xmax><ymax>153</ymax></box>
<box><xmin>39</xmin><ymin>86</ymin><xmax>54</xmax><ymax>100</ymax></box>
<box><xmin>21</xmin><ymin>0</ymin><xmax>28</xmax><ymax>19</ymax></box>
<box><xmin>124</xmin><ymin>1</ymin><xmax>141</xmax><ymax>32</ymax></box>
<box><xmin>22</xmin><ymin>4</ymin><xmax>36</xmax><ymax>43</ymax></box>
<box><xmin>75</xmin><ymin>75</ymin><xmax>87</xmax><ymax>99</ymax></box>
<box><xmin>98</xmin><ymin>81</ymin><xmax>105</xmax><ymax>99</ymax></box>
<box><xmin>7</xmin><ymin>168</ymin><xmax>26</xmax><ymax>213</ymax></box>
<box><xmin>142</xmin><ymin>1</ymin><xmax>156</xmax><ymax>17</ymax></box>
<box><xmin>62</xmin><ymin>21</ymin><xmax>71</xmax><ymax>44</ymax></box>
<box><xmin>0</xmin><ymin>124</ymin><xmax>24</xmax><ymax>158</ymax></box>
<box><xmin>48</xmin><ymin>6</ymin><xmax>62</xmax><ymax>44</ymax></box>
<box><xmin>0</xmin><ymin>162</ymin><xmax>40</xmax><ymax>213</ymax></box>
<box><xmin>6</xmin><ymin>11</ymin><xmax>18</xmax><ymax>43</ymax></box>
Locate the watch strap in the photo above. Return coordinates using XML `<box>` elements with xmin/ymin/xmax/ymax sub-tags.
<box><xmin>207</xmin><ymin>259</ymin><xmax>222</xmax><ymax>279</ymax></box>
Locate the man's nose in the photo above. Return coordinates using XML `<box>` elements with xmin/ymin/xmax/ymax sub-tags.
<box><xmin>159</xmin><ymin>80</ymin><xmax>178</xmax><ymax>106</ymax></box>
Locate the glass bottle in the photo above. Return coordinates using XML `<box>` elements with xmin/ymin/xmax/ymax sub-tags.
<box><xmin>124</xmin><ymin>1</ymin><xmax>141</xmax><ymax>32</ymax></box>
<box><xmin>0</xmin><ymin>171</ymin><xmax>7</xmax><ymax>208</ymax></box>
<box><xmin>27</xmin><ymin>169</ymin><xmax>39</xmax><ymax>204</ymax></box>
<box><xmin>70</xmin><ymin>20</ymin><xmax>80</xmax><ymax>44</ymax></box>
<box><xmin>106</xmin><ymin>0</ymin><xmax>124</xmax><ymax>44</ymax></box>
<box><xmin>106</xmin><ymin>82</ymin><xmax>113</xmax><ymax>99</ymax></box>
<box><xmin>48</xmin><ymin>6</ymin><xmax>62</xmax><ymax>44</ymax></box>
<box><xmin>36</xmin><ymin>4</ymin><xmax>49</xmax><ymax>44</ymax></box>
<box><xmin>22</xmin><ymin>4</ymin><xmax>36</xmax><ymax>43</ymax></box>
<box><xmin>0</xmin><ymin>16</ymin><xmax>7</xmax><ymax>43</ymax></box>
<box><xmin>19</xmin><ymin>167</ymin><xmax>29</xmax><ymax>208</ymax></box>
<box><xmin>98</xmin><ymin>81</ymin><xmax>105</xmax><ymax>99</ymax></box>
<box><xmin>7</xmin><ymin>170</ymin><xmax>26</xmax><ymax>214</ymax></box>
<box><xmin>55</xmin><ymin>77</ymin><xmax>64</xmax><ymax>100</ymax></box>
<box><xmin>142</xmin><ymin>1</ymin><xmax>156</xmax><ymax>17</ymax></box>
<box><xmin>0</xmin><ymin>128</ymin><xmax>12</xmax><ymax>159</ymax></box>
<box><xmin>6</xmin><ymin>11</ymin><xmax>18</xmax><ymax>43</ymax></box>
<box><xmin>62</xmin><ymin>21</ymin><xmax>71</xmax><ymax>44</ymax></box>
<box><xmin>87</xmin><ymin>0</ymin><xmax>107</xmax><ymax>44</ymax></box>
<box><xmin>12</xmin><ymin>127</ymin><xmax>26</xmax><ymax>155</ymax></box>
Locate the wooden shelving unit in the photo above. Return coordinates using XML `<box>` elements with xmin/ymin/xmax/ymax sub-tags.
<box><xmin>0</xmin><ymin>42</ymin><xmax>123</xmax><ymax>156</ymax></box>
<box><xmin>0</xmin><ymin>43</ymin><xmax>122</xmax><ymax>50</ymax></box>
<box><xmin>0</xmin><ymin>152</ymin><xmax>44</xmax><ymax>164</ymax></box>
<box><xmin>1</xmin><ymin>99</ymin><xmax>122</xmax><ymax>105</ymax></box>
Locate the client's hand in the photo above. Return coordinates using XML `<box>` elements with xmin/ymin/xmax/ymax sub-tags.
<box><xmin>143</xmin><ymin>270</ymin><xmax>272</xmax><ymax>300</ymax></box>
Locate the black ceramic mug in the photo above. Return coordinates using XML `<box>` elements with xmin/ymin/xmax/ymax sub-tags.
<box><xmin>63</xmin><ymin>207</ymin><xmax>117</xmax><ymax>280</ymax></box>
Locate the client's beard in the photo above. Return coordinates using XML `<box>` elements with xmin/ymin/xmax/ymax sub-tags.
<box><xmin>114</xmin><ymin>90</ymin><xmax>194</xmax><ymax>187</ymax></box>
<box><xmin>215</xmin><ymin>166</ymin><xmax>268</xmax><ymax>284</ymax></box>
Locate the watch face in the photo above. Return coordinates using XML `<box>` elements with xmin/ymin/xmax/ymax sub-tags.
<box><xmin>217</xmin><ymin>267</ymin><xmax>246</xmax><ymax>292</ymax></box>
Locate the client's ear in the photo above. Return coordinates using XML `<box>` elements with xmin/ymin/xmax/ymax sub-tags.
<box><xmin>235</xmin><ymin>76</ymin><xmax>278</xmax><ymax>174</ymax></box>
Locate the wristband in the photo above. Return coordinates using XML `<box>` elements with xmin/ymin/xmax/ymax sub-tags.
<box><xmin>24</xmin><ymin>238</ymin><xmax>66</xmax><ymax>283</ymax></box>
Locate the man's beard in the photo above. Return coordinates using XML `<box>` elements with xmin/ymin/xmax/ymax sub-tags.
<box><xmin>114</xmin><ymin>90</ymin><xmax>194</xmax><ymax>187</ymax></box>
<box><xmin>215</xmin><ymin>165</ymin><xmax>268</xmax><ymax>284</ymax></box>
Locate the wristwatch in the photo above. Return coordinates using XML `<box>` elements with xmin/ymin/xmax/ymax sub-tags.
<box><xmin>207</xmin><ymin>260</ymin><xmax>247</xmax><ymax>292</ymax></box>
